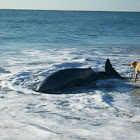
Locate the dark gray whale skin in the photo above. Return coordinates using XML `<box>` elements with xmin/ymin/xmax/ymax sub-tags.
<box><xmin>36</xmin><ymin>59</ymin><xmax>123</xmax><ymax>93</ymax></box>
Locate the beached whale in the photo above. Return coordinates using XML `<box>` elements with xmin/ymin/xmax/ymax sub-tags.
<box><xmin>36</xmin><ymin>59</ymin><xmax>123</xmax><ymax>93</ymax></box>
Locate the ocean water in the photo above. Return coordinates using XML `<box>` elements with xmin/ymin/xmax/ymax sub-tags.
<box><xmin>0</xmin><ymin>9</ymin><xmax>140</xmax><ymax>140</ymax></box>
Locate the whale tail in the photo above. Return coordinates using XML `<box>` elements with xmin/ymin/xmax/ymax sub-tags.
<box><xmin>105</xmin><ymin>59</ymin><xmax>123</xmax><ymax>79</ymax></box>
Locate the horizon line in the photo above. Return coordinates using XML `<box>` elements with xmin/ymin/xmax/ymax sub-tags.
<box><xmin>0</xmin><ymin>8</ymin><xmax>140</xmax><ymax>13</ymax></box>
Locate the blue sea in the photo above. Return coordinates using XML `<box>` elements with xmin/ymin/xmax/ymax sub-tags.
<box><xmin>0</xmin><ymin>9</ymin><xmax>140</xmax><ymax>140</ymax></box>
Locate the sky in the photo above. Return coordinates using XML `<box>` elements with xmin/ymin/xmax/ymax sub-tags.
<box><xmin>0</xmin><ymin>0</ymin><xmax>140</xmax><ymax>12</ymax></box>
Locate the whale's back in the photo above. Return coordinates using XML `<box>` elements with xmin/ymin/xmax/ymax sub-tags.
<box><xmin>36</xmin><ymin>68</ymin><xmax>93</xmax><ymax>93</ymax></box>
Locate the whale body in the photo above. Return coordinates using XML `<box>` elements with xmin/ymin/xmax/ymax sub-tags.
<box><xmin>36</xmin><ymin>59</ymin><xmax>123</xmax><ymax>93</ymax></box>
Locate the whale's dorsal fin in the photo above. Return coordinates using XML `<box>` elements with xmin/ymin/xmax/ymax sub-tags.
<box><xmin>105</xmin><ymin>59</ymin><xmax>122</xmax><ymax>79</ymax></box>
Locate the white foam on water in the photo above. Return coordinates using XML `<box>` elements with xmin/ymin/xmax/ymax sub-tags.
<box><xmin>0</xmin><ymin>46</ymin><xmax>140</xmax><ymax>140</ymax></box>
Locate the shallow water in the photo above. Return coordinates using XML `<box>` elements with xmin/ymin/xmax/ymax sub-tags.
<box><xmin>0</xmin><ymin>10</ymin><xmax>140</xmax><ymax>140</ymax></box>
